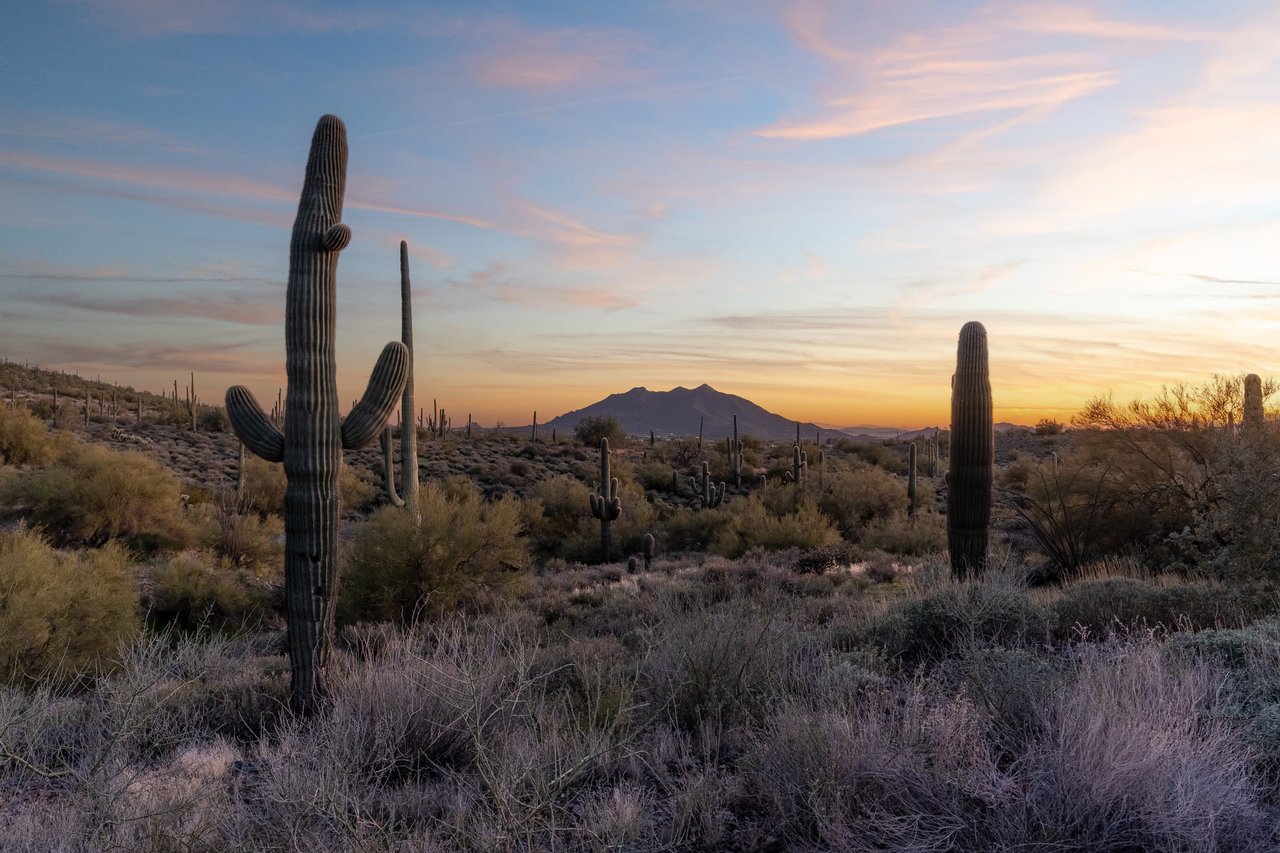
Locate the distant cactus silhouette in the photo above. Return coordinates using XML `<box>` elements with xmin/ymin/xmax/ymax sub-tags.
<box><xmin>688</xmin><ymin>460</ymin><xmax>725</xmax><ymax>508</ymax></box>
<box><xmin>643</xmin><ymin>532</ymin><xmax>655</xmax><ymax>570</ymax></box>
<box><xmin>1244</xmin><ymin>373</ymin><xmax>1264</xmax><ymax>436</ymax></box>
<box><xmin>225</xmin><ymin>115</ymin><xmax>409</xmax><ymax>715</ymax></box>
<box><xmin>588</xmin><ymin>437</ymin><xmax>622</xmax><ymax>561</ymax></box>
<box><xmin>946</xmin><ymin>321</ymin><xmax>993</xmax><ymax>579</ymax></box>
<box><xmin>729</xmin><ymin>414</ymin><xmax>743</xmax><ymax>488</ymax></box>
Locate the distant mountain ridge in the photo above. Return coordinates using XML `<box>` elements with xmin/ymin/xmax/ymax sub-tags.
<box><xmin>545</xmin><ymin>384</ymin><xmax>826</xmax><ymax>442</ymax></box>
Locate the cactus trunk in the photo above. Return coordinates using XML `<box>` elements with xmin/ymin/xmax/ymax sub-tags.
<box><xmin>588</xmin><ymin>437</ymin><xmax>622</xmax><ymax>562</ymax></box>
<box><xmin>908</xmin><ymin>442</ymin><xmax>917</xmax><ymax>518</ymax></box>
<box><xmin>1244</xmin><ymin>373</ymin><xmax>1264</xmax><ymax>437</ymax></box>
<box><xmin>946</xmin><ymin>321</ymin><xmax>993</xmax><ymax>579</ymax></box>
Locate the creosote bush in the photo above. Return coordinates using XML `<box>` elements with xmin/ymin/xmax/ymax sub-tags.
<box><xmin>340</xmin><ymin>477</ymin><xmax>529</xmax><ymax>624</ymax></box>
<box><xmin>0</xmin><ymin>526</ymin><xmax>138</xmax><ymax>685</ymax></box>
<box><xmin>143</xmin><ymin>553</ymin><xmax>276</xmax><ymax>632</ymax></box>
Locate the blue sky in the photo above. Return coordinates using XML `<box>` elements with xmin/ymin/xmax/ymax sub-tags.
<box><xmin>2</xmin><ymin>0</ymin><xmax>1278</xmax><ymax>427</ymax></box>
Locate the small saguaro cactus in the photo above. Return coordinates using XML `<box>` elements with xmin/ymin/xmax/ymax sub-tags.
<box><xmin>1244</xmin><ymin>373</ymin><xmax>1264</xmax><ymax>437</ymax></box>
<box><xmin>586</xmin><ymin>438</ymin><xmax>622</xmax><ymax>558</ymax></box>
<box><xmin>642</xmin><ymin>532</ymin><xmax>655</xmax><ymax>570</ymax></box>
<box><xmin>688</xmin><ymin>460</ymin><xmax>726</xmax><ymax>508</ymax></box>
<box><xmin>225</xmin><ymin>115</ymin><xmax>409</xmax><ymax>715</ymax></box>
<box><xmin>589</xmin><ymin>437</ymin><xmax>622</xmax><ymax>562</ymax></box>
<box><xmin>787</xmin><ymin>444</ymin><xmax>807</xmax><ymax>486</ymax></box>
<box><xmin>907</xmin><ymin>442</ymin><xmax>918</xmax><ymax>518</ymax></box>
<box><xmin>531</xmin><ymin>411</ymin><xmax>538</xmax><ymax>442</ymax></box>
<box><xmin>946</xmin><ymin>321</ymin><xmax>994</xmax><ymax>579</ymax></box>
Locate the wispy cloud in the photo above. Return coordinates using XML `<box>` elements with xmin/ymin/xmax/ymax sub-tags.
<box><xmin>467</xmin><ymin>21</ymin><xmax>647</xmax><ymax>91</ymax></box>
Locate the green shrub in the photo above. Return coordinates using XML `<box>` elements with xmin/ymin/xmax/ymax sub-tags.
<box><xmin>340</xmin><ymin>478</ymin><xmax>529</xmax><ymax>624</ymax></box>
<box><xmin>816</xmin><ymin>464</ymin><xmax>908</xmax><ymax>539</ymax></box>
<box><xmin>143</xmin><ymin>554</ymin><xmax>275</xmax><ymax>631</ymax></box>
<box><xmin>573</xmin><ymin>415</ymin><xmax>626</xmax><ymax>447</ymax></box>
<box><xmin>192</xmin><ymin>491</ymin><xmax>283</xmax><ymax>568</ymax></box>
<box><xmin>860</xmin><ymin>513</ymin><xmax>946</xmax><ymax>556</ymax></box>
<box><xmin>710</xmin><ymin>496</ymin><xmax>841</xmax><ymax>558</ymax></box>
<box><xmin>0</xmin><ymin>406</ymin><xmax>56</xmax><ymax>465</ymax></box>
<box><xmin>0</xmin><ymin>527</ymin><xmax>139</xmax><ymax>684</ymax></box>
<box><xmin>0</xmin><ymin>440</ymin><xmax>193</xmax><ymax>550</ymax></box>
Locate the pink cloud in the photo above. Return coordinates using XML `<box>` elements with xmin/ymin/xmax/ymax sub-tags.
<box><xmin>466</xmin><ymin>21</ymin><xmax>646</xmax><ymax>91</ymax></box>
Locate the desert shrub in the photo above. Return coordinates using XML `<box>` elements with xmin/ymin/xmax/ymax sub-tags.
<box><xmin>693</xmin><ymin>494</ymin><xmax>840</xmax><ymax>558</ymax></box>
<box><xmin>815</xmin><ymin>463</ymin><xmax>907</xmax><ymax>538</ymax></box>
<box><xmin>339</xmin><ymin>461</ymin><xmax>378</xmax><ymax>511</ymax></box>
<box><xmin>856</xmin><ymin>580</ymin><xmax>1052</xmax><ymax>670</ymax></box>
<box><xmin>633</xmin><ymin>460</ymin><xmax>677</xmax><ymax>492</ymax></box>
<box><xmin>842</xmin><ymin>440</ymin><xmax>905</xmax><ymax>474</ymax></box>
<box><xmin>340</xmin><ymin>478</ymin><xmax>529</xmax><ymax>624</ymax></box>
<box><xmin>1050</xmin><ymin>577</ymin><xmax>1273</xmax><ymax>638</ymax></box>
<box><xmin>0</xmin><ymin>405</ymin><xmax>56</xmax><ymax>465</ymax></box>
<box><xmin>0</xmin><ymin>439</ymin><xmax>193</xmax><ymax>550</ymax></box>
<box><xmin>196</xmin><ymin>407</ymin><xmax>229</xmax><ymax>432</ymax></box>
<box><xmin>0</xmin><ymin>527</ymin><xmax>138</xmax><ymax>684</ymax></box>
<box><xmin>574</xmin><ymin>414</ymin><xmax>626</xmax><ymax>448</ymax></box>
<box><xmin>860</xmin><ymin>512</ymin><xmax>947</xmax><ymax>555</ymax></box>
<box><xmin>143</xmin><ymin>554</ymin><xmax>276</xmax><ymax>632</ymax></box>
<box><xmin>660</xmin><ymin>504</ymin><xmax>737</xmax><ymax>553</ymax></box>
<box><xmin>1035</xmin><ymin>418</ymin><xmax>1064</xmax><ymax>435</ymax></box>
<box><xmin>523</xmin><ymin>475</ymin><xmax>592</xmax><ymax>559</ymax></box>
<box><xmin>194</xmin><ymin>491</ymin><xmax>283</xmax><ymax>568</ymax></box>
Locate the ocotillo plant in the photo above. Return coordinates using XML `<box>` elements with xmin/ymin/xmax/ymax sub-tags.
<box><xmin>398</xmin><ymin>241</ymin><xmax>418</xmax><ymax>512</ymax></box>
<box><xmin>588</xmin><ymin>437</ymin><xmax>622</xmax><ymax>561</ymax></box>
<box><xmin>907</xmin><ymin>442</ymin><xmax>917</xmax><ymax>518</ymax></box>
<box><xmin>225</xmin><ymin>115</ymin><xmax>409</xmax><ymax>715</ymax></box>
<box><xmin>946</xmin><ymin>321</ymin><xmax>993</xmax><ymax>579</ymax></box>
<box><xmin>380</xmin><ymin>424</ymin><xmax>404</xmax><ymax>507</ymax></box>
<box><xmin>642</xmin><ymin>532</ymin><xmax>655</xmax><ymax>570</ymax></box>
<box><xmin>1244</xmin><ymin>373</ymin><xmax>1264</xmax><ymax>437</ymax></box>
<box><xmin>688</xmin><ymin>460</ymin><xmax>726</xmax><ymax>508</ymax></box>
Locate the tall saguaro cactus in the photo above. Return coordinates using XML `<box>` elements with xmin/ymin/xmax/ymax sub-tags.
<box><xmin>225</xmin><ymin>115</ymin><xmax>409</xmax><ymax>715</ymax></box>
<box><xmin>946</xmin><ymin>321</ymin><xmax>993</xmax><ymax>579</ymax></box>
<box><xmin>688</xmin><ymin>460</ymin><xmax>725</xmax><ymax>508</ymax></box>
<box><xmin>398</xmin><ymin>241</ymin><xmax>419</xmax><ymax>512</ymax></box>
<box><xmin>589</xmin><ymin>437</ymin><xmax>622</xmax><ymax>562</ymax></box>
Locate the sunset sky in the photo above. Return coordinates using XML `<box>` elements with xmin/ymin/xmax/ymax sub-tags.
<box><xmin>2</xmin><ymin>1</ymin><xmax>1278</xmax><ymax>429</ymax></box>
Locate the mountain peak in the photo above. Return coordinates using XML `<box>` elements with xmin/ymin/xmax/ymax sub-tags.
<box><xmin>546</xmin><ymin>384</ymin><xmax>821</xmax><ymax>441</ymax></box>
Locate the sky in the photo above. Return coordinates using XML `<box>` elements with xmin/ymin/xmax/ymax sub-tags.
<box><xmin>2</xmin><ymin>0</ymin><xmax>1279</xmax><ymax>429</ymax></box>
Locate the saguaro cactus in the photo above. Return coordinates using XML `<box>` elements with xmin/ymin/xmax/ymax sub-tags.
<box><xmin>908</xmin><ymin>442</ymin><xmax>918</xmax><ymax>518</ymax></box>
<box><xmin>225</xmin><ymin>115</ymin><xmax>409</xmax><ymax>715</ymax></box>
<box><xmin>398</xmin><ymin>241</ymin><xmax>419</xmax><ymax>512</ymax></box>
<box><xmin>786</xmin><ymin>444</ymin><xmax>807</xmax><ymax>486</ymax></box>
<box><xmin>688</xmin><ymin>460</ymin><xmax>726</xmax><ymax>508</ymax></box>
<box><xmin>729</xmin><ymin>414</ymin><xmax>743</xmax><ymax>488</ymax></box>
<box><xmin>589</xmin><ymin>437</ymin><xmax>622</xmax><ymax>562</ymax></box>
<box><xmin>946</xmin><ymin>321</ymin><xmax>993</xmax><ymax>579</ymax></box>
<box><xmin>642</xmin><ymin>532</ymin><xmax>655</xmax><ymax>570</ymax></box>
<box><xmin>1243</xmin><ymin>373</ymin><xmax>1264</xmax><ymax>437</ymax></box>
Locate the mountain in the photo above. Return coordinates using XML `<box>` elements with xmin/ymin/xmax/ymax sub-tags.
<box><xmin>545</xmin><ymin>384</ymin><xmax>825</xmax><ymax>442</ymax></box>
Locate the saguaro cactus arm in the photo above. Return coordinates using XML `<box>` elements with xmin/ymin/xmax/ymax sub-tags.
<box><xmin>226</xmin><ymin>386</ymin><xmax>285</xmax><ymax>462</ymax></box>
<box><xmin>340</xmin><ymin>342</ymin><xmax>410</xmax><ymax>450</ymax></box>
